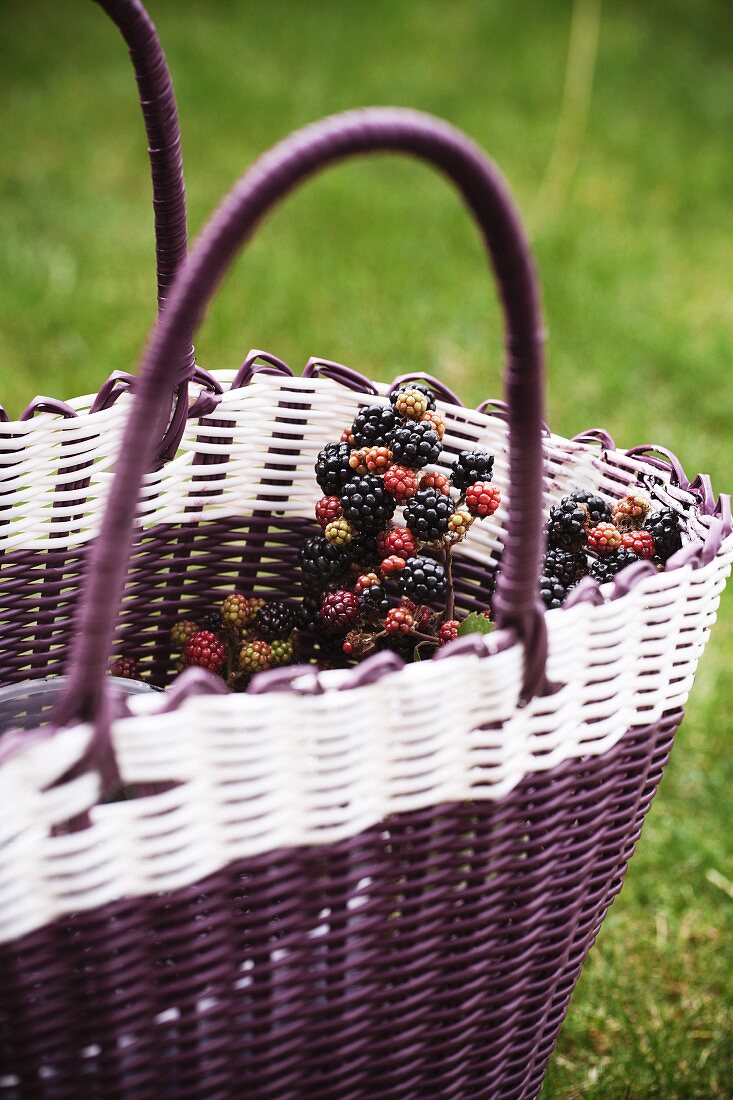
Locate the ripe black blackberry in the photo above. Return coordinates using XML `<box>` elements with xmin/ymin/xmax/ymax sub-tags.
<box><xmin>546</xmin><ymin>500</ymin><xmax>589</xmax><ymax>553</ymax></box>
<box><xmin>540</xmin><ymin>574</ymin><xmax>570</xmax><ymax>610</ymax></box>
<box><xmin>397</xmin><ymin>555</ymin><xmax>447</xmax><ymax>602</ymax></box>
<box><xmin>565</xmin><ymin>490</ymin><xmax>611</xmax><ymax>526</ymax></box>
<box><xmin>543</xmin><ymin>547</ymin><xmax>586</xmax><ymax>588</ymax></box>
<box><xmin>351</xmin><ymin>403</ymin><xmax>399</xmax><ymax>448</ymax></box>
<box><xmin>341</xmin><ymin>475</ymin><xmax>396</xmax><ymax>532</ymax></box>
<box><xmin>315</xmin><ymin>442</ymin><xmax>354</xmax><ymax>495</ymax></box>
<box><xmin>296</xmin><ymin>593</ymin><xmax>324</xmax><ymax>633</ymax></box>
<box><xmin>389</xmin><ymin>422</ymin><xmax>441</xmax><ymax>468</ymax></box>
<box><xmin>404</xmin><ymin>487</ymin><xmax>456</xmax><ymax>542</ymax></box>
<box><xmin>255</xmin><ymin>600</ymin><xmax>296</xmax><ymax>641</ymax></box>
<box><xmin>389</xmin><ymin>381</ymin><xmax>437</xmax><ymax>413</ymax></box>
<box><xmin>358</xmin><ymin>582</ymin><xmax>390</xmax><ymax>616</ymax></box>
<box><xmin>199</xmin><ymin>609</ymin><xmax>224</xmax><ymax>634</ymax></box>
<box><xmin>451</xmin><ymin>449</ymin><xmax>495</xmax><ymax>492</ymax></box>
<box><xmin>645</xmin><ymin>508</ymin><xmax>682</xmax><ymax>563</ymax></box>
<box><xmin>345</xmin><ymin>530</ymin><xmax>379</xmax><ymax>565</ymax></box>
<box><xmin>588</xmin><ymin>547</ymin><xmax>640</xmax><ymax>583</ymax></box>
<box><xmin>299</xmin><ymin>534</ymin><xmax>347</xmax><ymax>585</ymax></box>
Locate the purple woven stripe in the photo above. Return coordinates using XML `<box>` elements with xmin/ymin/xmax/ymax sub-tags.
<box><xmin>0</xmin><ymin>710</ymin><xmax>681</xmax><ymax>1099</ymax></box>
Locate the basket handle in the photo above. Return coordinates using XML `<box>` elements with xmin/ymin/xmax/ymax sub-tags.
<box><xmin>55</xmin><ymin>107</ymin><xmax>548</xmax><ymax>731</ymax></box>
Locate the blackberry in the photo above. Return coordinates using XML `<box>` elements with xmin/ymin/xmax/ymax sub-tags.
<box><xmin>296</xmin><ymin>593</ymin><xmax>324</xmax><ymax>633</ymax></box>
<box><xmin>270</xmin><ymin>638</ymin><xmax>295</xmax><ymax>667</ymax></box>
<box><xmin>199</xmin><ymin>609</ymin><xmax>224</xmax><ymax>634</ymax></box>
<box><xmin>351</xmin><ymin>403</ymin><xmax>399</xmax><ymax>448</ymax></box>
<box><xmin>239</xmin><ymin>640</ymin><xmax>272</xmax><ymax>674</ymax></box>
<box><xmin>299</xmin><ymin>534</ymin><xmax>347</xmax><ymax>585</ymax></box>
<box><xmin>321</xmin><ymin>589</ymin><xmax>360</xmax><ymax>632</ymax></box>
<box><xmin>645</xmin><ymin>508</ymin><xmax>682</xmax><ymax>563</ymax></box>
<box><xmin>111</xmin><ymin>656</ymin><xmax>139</xmax><ymax>680</ymax></box>
<box><xmin>588</xmin><ymin>547</ymin><xmax>640</xmax><ymax>583</ymax></box>
<box><xmin>255</xmin><ymin>600</ymin><xmax>296</xmax><ymax>641</ymax></box>
<box><xmin>404</xmin><ymin>488</ymin><xmax>455</xmax><ymax>542</ymax></box>
<box><xmin>315</xmin><ymin>441</ymin><xmax>354</xmax><ymax>495</ymax></box>
<box><xmin>397</xmin><ymin>556</ymin><xmax>447</xmax><ymax>602</ymax></box>
<box><xmin>546</xmin><ymin>500</ymin><xmax>588</xmax><ymax>552</ymax></box>
<box><xmin>438</xmin><ymin>620</ymin><xmax>460</xmax><ymax>646</ymax></box>
<box><xmin>389</xmin><ymin>381</ymin><xmax>437</xmax><ymax>413</ymax></box>
<box><xmin>451</xmin><ymin>449</ymin><xmax>495</xmax><ymax>492</ymax></box>
<box><xmin>358</xmin><ymin>582</ymin><xmax>390</xmax><ymax>616</ymax></box>
<box><xmin>540</xmin><ymin>574</ymin><xmax>570</xmax><ymax>610</ymax></box>
<box><xmin>183</xmin><ymin>630</ymin><xmax>226</xmax><ymax>673</ymax></box>
<box><xmin>389</xmin><ymin>422</ymin><xmax>441</xmax><ymax>469</ymax></box>
<box><xmin>543</xmin><ymin>547</ymin><xmax>586</xmax><ymax>588</ymax></box>
<box><xmin>345</xmin><ymin>530</ymin><xmax>379</xmax><ymax>564</ymax></box>
<box><xmin>341</xmin><ymin>475</ymin><xmax>396</xmax><ymax>532</ymax></box>
<box><xmin>565</xmin><ymin>490</ymin><xmax>611</xmax><ymax>526</ymax></box>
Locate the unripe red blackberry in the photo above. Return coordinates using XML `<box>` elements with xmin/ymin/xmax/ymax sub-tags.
<box><xmin>378</xmin><ymin>526</ymin><xmax>417</xmax><ymax>561</ymax></box>
<box><xmin>111</xmin><ymin>656</ymin><xmax>139</xmax><ymax>679</ymax></box>
<box><xmin>183</xmin><ymin>630</ymin><xmax>226</xmax><ymax>674</ymax></box>
<box><xmin>221</xmin><ymin>593</ymin><xmax>252</xmax><ymax>631</ymax></box>
<box><xmin>587</xmin><ymin>522</ymin><xmax>623</xmax><ymax>554</ymax></box>
<box><xmin>420</xmin><ymin>410</ymin><xmax>446</xmax><ymax>440</ymax></box>
<box><xmin>240</xmin><ymin>639</ymin><xmax>272</xmax><ymax>673</ymax></box>
<box><xmin>364</xmin><ymin>446</ymin><xmax>393</xmax><ymax>474</ymax></box>
<box><xmin>465</xmin><ymin>482</ymin><xmax>501</xmax><ymax>518</ymax></box>
<box><xmin>340</xmin><ymin>427</ymin><xmax>355</xmax><ymax>445</ymax></box>
<box><xmin>380</xmin><ymin>554</ymin><xmax>407</xmax><ymax>577</ymax></box>
<box><xmin>385</xmin><ymin>606</ymin><xmax>414</xmax><ymax>635</ymax></box>
<box><xmin>394</xmin><ymin>388</ymin><xmax>429</xmax><ymax>419</ymax></box>
<box><xmin>383</xmin><ymin>464</ymin><xmax>419</xmax><ymax>502</ymax></box>
<box><xmin>324</xmin><ymin>517</ymin><xmax>357</xmax><ymax>549</ymax></box>
<box><xmin>348</xmin><ymin>448</ymin><xmax>369</xmax><ymax>474</ymax></box>
<box><xmin>321</xmin><ymin>589</ymin><xmax>360</xmax><ymax>632</ymax></box>
<box><xmin>315</xmin><ymin>495</ymin><xmax>342</xmax><ymax>528</ymax></box>
<box><xmin>620</xmin><ymin>529</ymin><xmax>655</xmax><ymax>560</ymax></box>
<box><xmin>355</xmin><ymin>572</ymin><xmax>381</xmax><ymax>594</ymax></box>
<box><xmin>419</xmin><ymin>470</ymin><xmax>450</xmax><ymax>494</ymax></box>
<box><xmin>438</xmin><ymin>620</ymin><xmax>460</xmax><ymax>646</ymax></box>
<box><xmin>171</xmin><ymin>619</ymin><xmax>198</xmax><ymax>651</ymax></box>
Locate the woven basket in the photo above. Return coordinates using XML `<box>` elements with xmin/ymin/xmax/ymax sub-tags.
<box><xmin>1</xmin><ymin>104</ymin><xmax>731</xmax><ymax>1100</ymax></box>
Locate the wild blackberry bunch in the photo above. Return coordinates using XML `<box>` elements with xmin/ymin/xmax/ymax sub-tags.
<box><xmin>546</xmin><ymin>500</ymin><xmax>588</xmax><ymax>553</ymax></box>
<box><xmin>543</xmin><ymin>547</ymin><xmax>585</xmax><ymax>588</ymax></box>
<box><xmin>351</xmin><ymin>403</ymin><xmax>399</xmax><ymax>448</ymax></box>
<box><xmin>404</xmin><ymin>488</ymin><xmax>455</xmax><ymax>541</ymax></box>
<box><xmin>389</xmin><ymin>422</ymin><xmax>441</xmax><ymax>468</ymax></box>
<box><xmin>315</xmin><ymin>441</ymin><xmax>354</xmax><ymax>495</ymax></box>
<box><xmin>451</xmin><ymin>450</ymin><xmax>495</xmax><ymax>492</ymax></box>
<box><xmin>341</xmin><ymin>475</ymin><xmax>397</xmax><ymax>532</ymax></box>
<box><xmin>566</xmin><ymin>490</ymin><xmax>611</xmax><ymax>526</ymax></box>
<box><xmin>588</xmin><ymin>547</ymin><xmax>640</xmax><ymax>583</ymax></box>
<box><xmin>389</xmin><ymin>381</ymin><xmax>437</xmax><ymax>413</ymax></box>
<box><xmin>299</xmin><ymin>534</ymin><xmax>347</xmax><ymax>584</ymax></box>
<box><xmin>646</xmin><ymin>509</ymin><xmax>682</xmax><ymax>563</ymax></box>
<box><xmin>397</xmin><ymin>556</ymin><xmax>447</xmax><ymax>602</ymax></box>
<box><xmin>255</xmin><ymin>600</ymin><xmax>296</xmax><ymax>641</ymax></box>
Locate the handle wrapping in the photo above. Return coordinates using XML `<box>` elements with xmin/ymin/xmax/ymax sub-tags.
<box><xmin>55</xmin><ymin>107</ymin><xmax>548</xmax><ymax>729</ymax></box>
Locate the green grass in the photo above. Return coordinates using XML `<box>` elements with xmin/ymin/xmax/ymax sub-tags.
<box><xmin>1</xmin><ymin>0</ymin><xmax>731</xmax><ymax>1094</ymax></box>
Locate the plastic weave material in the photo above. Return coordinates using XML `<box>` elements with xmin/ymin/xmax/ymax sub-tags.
<box><xmin>0</xmin><ymin>105</ymin><xmax>731</xmax><ymax>1099</ymax></box>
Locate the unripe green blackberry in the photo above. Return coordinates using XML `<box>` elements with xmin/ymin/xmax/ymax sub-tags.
<box><xmin>171</xmin><ymin>619</ymin><xmax>198</xmax><ymax>651</ymax></box>
<box><xmin>221</xmin><ymin>593</ymin><xmax>252</xmax><ymax>631</ymax></box>
<box><xmin>270</xmin><ymin>638</ymin><xmax>295</xmax><ymax>667</ymax></box>
<box><xmin>239</xmin><ymin>639</ymin><xmax>272</xmax><ymax>673</ymax></box>
<box><xmin>324</xmin><ymin>517</ymin><xmax>357</xmax><ymax>549</ymax></box>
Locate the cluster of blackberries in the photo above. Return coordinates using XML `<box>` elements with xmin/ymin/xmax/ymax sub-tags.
<box><xmin>299</xmin><ymin>383</ymin><xmax>500</xmax><ymax>663</ymax></box>
<box><xmin>540</xmin><ymin>489</ymin><xmax>683</xmax><ymax>609</ymax></box>
<box><xmin>163</xmin><ymin>593</ymin><xmax>298</xmax><ymax>686</ymax></box>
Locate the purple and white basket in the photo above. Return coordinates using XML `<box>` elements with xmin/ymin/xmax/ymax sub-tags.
<box><xmin>0</xmin><ymin>19</ymin><xmax>731</xmax><ymax>1100</ymax></box>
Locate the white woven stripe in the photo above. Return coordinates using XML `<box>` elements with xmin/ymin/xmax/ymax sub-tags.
<box><xmin>0</xmin><ymin>372</ymin><xmax>712</xmax><ymax>551</ymax></box>
<box><xmin>0</xmin><ymin>369</ymin><xmax>730</xmax><ymax>941</ymax></box>
<box><xmin>0</xmin><ymin>534</ymin><xmax>730</xmax><ymax>943</ymax></box>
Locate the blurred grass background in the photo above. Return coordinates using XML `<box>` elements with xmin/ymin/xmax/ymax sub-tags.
<box><xmin>0</xmin><ymin>0</ymin><xmax>731</xmax><ymax>1094</ymax></box>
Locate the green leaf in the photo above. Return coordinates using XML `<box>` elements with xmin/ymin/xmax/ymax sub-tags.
<box><xmin>457</xmin><ymin>612</ymin><xmax>494</xmax><ymax>638</ymax></box>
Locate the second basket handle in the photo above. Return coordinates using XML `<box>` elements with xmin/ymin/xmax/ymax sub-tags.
<box><xmin>56</xmin><ymin>106</ymin><xmax>549</xmax><ymax>727</ymax></box>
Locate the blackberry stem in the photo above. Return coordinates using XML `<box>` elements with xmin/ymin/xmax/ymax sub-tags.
<box><xmin>441</xmin><ymin>544</ymin><xmax>456</xmax><ymax>623</ymax></box>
